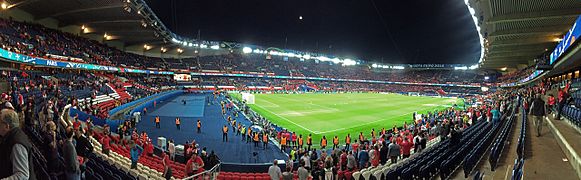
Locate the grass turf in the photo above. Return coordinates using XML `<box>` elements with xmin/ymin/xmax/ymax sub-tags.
<box><xmin>232</xmin><ymin>92</ymin><xmax>462</xmax><ymax>149</ymax></box>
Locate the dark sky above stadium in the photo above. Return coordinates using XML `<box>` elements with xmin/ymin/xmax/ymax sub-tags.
<box><xmin>145</xmin><ymin>0</ymin><xmax>481</xmax><ymax>64</ymax></box>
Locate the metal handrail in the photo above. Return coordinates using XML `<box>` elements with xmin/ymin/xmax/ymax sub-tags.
<box><xmin>182</xmin><ymin>162</ymin><xmax>221</xmax><ymax>180</ymax></box>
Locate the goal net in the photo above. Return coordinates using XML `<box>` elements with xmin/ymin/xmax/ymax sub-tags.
<box><xmin>408</xmin><ymin>92</ymin><xmax>420</xmax><ymax>96</ymax></box>
<box><xmin>241</xmin><ymin>92</ymin><xmax>255</xmax><ymax>104</ymax></box>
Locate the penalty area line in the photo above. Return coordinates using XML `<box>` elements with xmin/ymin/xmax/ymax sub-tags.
<box><xmin>253</xmin><ymin>104</ymin><xmax>319</xmax><ymax>134</ymax></box>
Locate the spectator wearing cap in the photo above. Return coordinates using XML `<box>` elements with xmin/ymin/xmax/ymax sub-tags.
<box><xmin>0</xmin><ymin>108</ymin><xmax>36</xmax><ymax>179</ymax></box>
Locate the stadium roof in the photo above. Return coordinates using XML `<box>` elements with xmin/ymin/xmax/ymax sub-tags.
<box><xmin>6</xmin><ymin>0</ymin><xmax>485</xmax><ymax>65</ymax></box>
<box><xmin>7</xmin><ymin>0</ymin><xmax>581</xmax><ymax>70</ymax></box>
<box><xmin>9</xmin><ymin>0</ymin><xmax>170</xmax><ymax>48</ymax></box>
<box><xmin>474</xmin><ymin>0</ymin><xmax>581</xmax><ymax>69</ymax></box>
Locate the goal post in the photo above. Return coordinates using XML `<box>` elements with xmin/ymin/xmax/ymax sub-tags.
<box><xmin>241</xmin><ymin>92</ymin><xmax>255</xmax><ymax>104</ymax></box>
<box><xmin>408</xmin><ymin>92</ymin><xmax>420</xmax><ymax>96</ymax></box>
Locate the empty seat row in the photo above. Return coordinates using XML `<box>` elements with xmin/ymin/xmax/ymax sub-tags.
<box><xmin>562</xmin><ymin>105</ymin><xmax>581</xmax><ymax>128</ymax></box>
<box><xmin>489</xmin><ymin>105</ymin><xmax>516</xmax><ymax>171</ymax></box>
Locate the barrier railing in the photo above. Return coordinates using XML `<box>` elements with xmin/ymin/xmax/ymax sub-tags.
<box><xmin>182</xmin><ymin>162</ymin><xmax>221</xmax><ymax>180</ymax></box>
<box><xmin>511</xmin><ymin>104</ymin><xmax>527</xmax><ymax>180</ymax></box>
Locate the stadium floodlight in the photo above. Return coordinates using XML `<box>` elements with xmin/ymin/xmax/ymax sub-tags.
<box><xmin>484</xmin><ymin>76</ymin><xmax>490</xmax><ymax>80</ymax></box>
<box><xmin>469</xmin><ymin>64</ymin><xmax>478</xmax><ymax>70</ymax></box>
<box><xmin>1</xmin><ymin>2</ymin><xmax>8</xmax><ymax>10</ymax></box>
<box><xmin>500</xmin><ymin>67</ymin><xmax>507</xmax><ymax>71</ymax></box>
<box><xmin>303</xmin><ymin>54</ymin><xmax>311</xmax><ymax>60</ymax></box>
<box><xmin>393</xmin><ymin>66</ymin><xmax>405</xmax><ymax>70</ymax></box>
<box><xmin>171</xmin><ymin>38</ymin><xmax>179</xmax><ymax>43</ymax></box>
<box><xmin>210</xmin><ymin>45</ymin><xmax>220</xmax><ymax>50</ymax></box>
<box><xmin>454</xmin><ymin>66</ymin><xmax>468</xmax><ymax>70</ymax></box>
<box><xmin>143</xmin><ymin>44</ymin><xmax>152</xmax><ymax>50</ymax></box>
<box><xmin>372</xmin><ymin>64</ymin><xmax>378</xmax><ymax>68</ymax></box>
<box><xmin>343</xmin><ymin>59</ymin><xmax>356</xmax><ymax>66</ymax></box>
<box><xmin>200</xmin><ymin>44</ymin><xmax>208</xmax><ymax>49</ymax></box>
<box><xmin>81</xmin><ymin>25</ymin><xmax>86</xmax><ymax>30</ymax></box>
<box><xmin>317</xmin><ymin>56</ymin><xmax>330</xmax><ymax>62</ymax></box>
<box><xmin>242</xmin><ymin>47</ymin><xmax>252</xmax><ymax>54</ymax></box>
<box><xmin>177</xmin><ymin>48</ymin><xmax>183</xmax><ymax>53</ymax></box>
<box><xmin>188</xmin><ymin>43</ymin><xmax>193</xmax><ymax>47</ymax></box>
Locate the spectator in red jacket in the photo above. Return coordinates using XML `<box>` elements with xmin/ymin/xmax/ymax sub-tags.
<box><xmin>100</xmin><ymin>130</ymin><xmax>111</xmax><ymax>155</ymax></box>
<box><xmin>185</xmin><ymin>153</ymin><xmax>204</xmax><ymax>177</ymax></box>
<box><xmin>400</xmin><ymin>137</ymin><xmax>413</xmax><ymax>158</ymax></box>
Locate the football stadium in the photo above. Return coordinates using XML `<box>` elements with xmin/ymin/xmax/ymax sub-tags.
<box><xmin>0</xmin><ymin>0</ymin><xmax>581</xmax><ymax>180</ymax></box>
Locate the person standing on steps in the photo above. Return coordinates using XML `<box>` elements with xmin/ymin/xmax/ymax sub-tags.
<box><xmin>175</xmin><ymin>117</ymin><xmax>181</xmax><ymax>130</ymax></box>
<box><xmin>530</xmin><ymin>93</ymin><xmax>546</xmax><ymax>137</ymax></box>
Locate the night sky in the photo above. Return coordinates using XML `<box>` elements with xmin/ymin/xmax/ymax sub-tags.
<box><xmin>145</xmin><ymin>0</ymin><xmax>481</xmax><ymax>64</ymax></box>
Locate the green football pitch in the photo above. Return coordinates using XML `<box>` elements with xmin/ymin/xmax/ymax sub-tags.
<box><xmin>232</xmin><ymin>93</ymin><xmax>462</xmax><ymax>148</ymax></box>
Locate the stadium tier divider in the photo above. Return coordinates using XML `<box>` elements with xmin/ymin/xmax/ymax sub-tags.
<box><xmin>108</xmin><ymin>89</ymin><xmax>178</xmax><ymax>117</ymax></box>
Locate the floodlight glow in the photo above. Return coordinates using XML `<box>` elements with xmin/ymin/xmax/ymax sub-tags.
<box><xmin>343</xmin><ymin>59</ymin><xmax>356</xmax><ymax>66</ymax></box>
<box><xmin>253</xmin><ymin>49</ymin><xmax>260</xmax><ymax>53</ymax></box>
<box><xmin>372</xmin><ymin>64</ymin><xmax>378</xmax><ymax>68</ymax></box>
<box><xmin>210</xmin><ymin>45</ymin><xmax>219</xmax><ymax>50</ymax></box>
<box><xmin>188</xmin><ymin>43</ymin><xmax>193</xmax><ymax>47</ymax></box>
<box><xmin>171</xmin><ymin>38</ymin><xmax>179</xmax><ymax>43</ymax></box>
<box><xmin>393</xmin><ymin>66</ymin><xmax>405</xmax><ymax>70</ymax></box>
<box><xmin>484</xmin><ymin>76</ymin><xmax>490</xmax><ymax>80</ymax></box>
<box><xmin>455</xmin><ymin>66</ymin><xmax>468</xmax><ymax>70</ymax></box>
<box><xmin>242</xmin><ymin>47</ymin><xmax>252</xmax><ymax>54</ymax></box>
<box><xmin>331</xmin><ymin>58</ymin><xmax>340</xmax><ymax>64</ymax></box>
<box><xmin>317</xmin><ymin>56</ymin><xmax>330</xmax><ymax>61</ymax></box>
<box><xmin>303</xmin><ymin>54</ymin><xmax>311</xmax><ymax>59</ymax></box>
<box><xmin>182</xmin><ymin>42</ymin><xmax>188</xmax><ymax>46</ymax></box>
<box><xmin>200</xmin><ymin>44</ymin><xmax>208</xmax><ymax>48</ymax></box>
<box><xmin>469</xmin><ymin>64</ymin><xmax>478</xmax><ymax>70</ymax></box>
